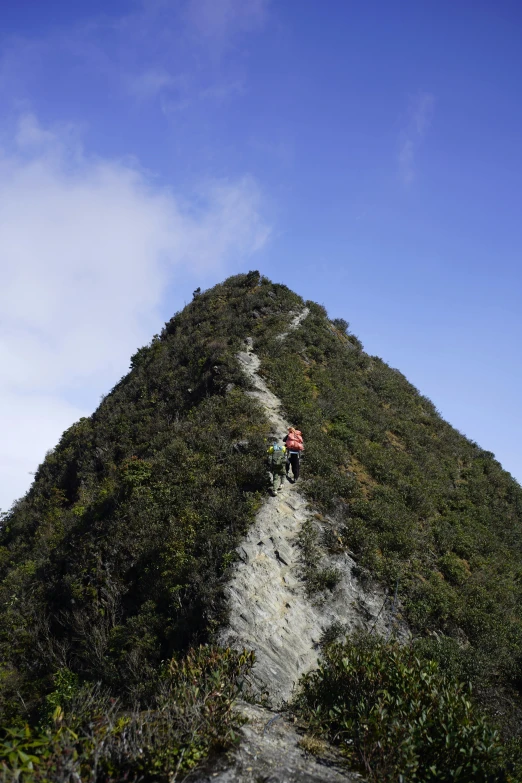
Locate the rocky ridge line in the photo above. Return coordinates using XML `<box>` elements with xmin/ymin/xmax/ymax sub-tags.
<box><xmin>203</xmin><ymin>311</ymin><xmax>408</xmax><ymax>780</ymax></box>
<box><xmin>219</xmin><ymin>308</ymin><xmax>402</xmax><ymax>704</ymax></box>
<box><xmin>200</xmin><ymin>309</ymin><xmax>365</xmax><ymax>782</ymax></box>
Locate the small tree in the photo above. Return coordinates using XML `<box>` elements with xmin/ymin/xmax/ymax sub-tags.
<box><xmin>332</xmin><ymin>318</ymin><xmax>350</xmax><ymax>333</ymax></box>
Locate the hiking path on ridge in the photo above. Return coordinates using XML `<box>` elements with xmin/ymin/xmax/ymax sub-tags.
<box><xmin>220</xmin><ymin>308</ymin><xmax>402</xmax><ymax>703</ymax></box>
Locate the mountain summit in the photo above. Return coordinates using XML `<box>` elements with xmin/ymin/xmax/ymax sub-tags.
<box><xmin>1</xmin><ymin>272</ymin><xmax>521</xmax><ymax>781</ymax></box>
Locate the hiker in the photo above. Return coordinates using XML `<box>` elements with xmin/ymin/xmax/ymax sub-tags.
<box><xmin>283</xmin><ymin>426</ymin><xmax>304</xmax><ymax>482</ymax></box>
<box><xmin>267</xmin><ymin>439</ymin><xmax>287</xmax><ymax>493</ymax></box>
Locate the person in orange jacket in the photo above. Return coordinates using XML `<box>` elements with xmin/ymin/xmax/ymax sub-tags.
<box><xmin>283</xmin><ymin>426</ymin><xmax>304</xmax><ymax>482</ymax></box>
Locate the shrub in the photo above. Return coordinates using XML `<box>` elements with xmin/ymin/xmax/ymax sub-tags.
<box><xmin>0</xmin><ymin>646</ymin><xmax>254</xmax><ymax>782</ymax></box>
<box><xmin>0</xmin><ymin>273</ymin><xmax>297</xmax><ymax>716</ymax></box>
<box><xmin>309</xmin><ymin>566</ymin><xmax>342</xmax><ymax>593</ymax></box>
<box><xmin>332</xmin><ymin>318</ymin><xmax>350</xmax><ymax>333</ymax></box>
<box><xmin>294</xmin><ymin>633</ymin><xmax>505</xmax><ymax>782</ymax></box>
<box><xmin>297</xmin><ymin>520</ymin><xmax>341</xmax><ymax>596</ymax></box>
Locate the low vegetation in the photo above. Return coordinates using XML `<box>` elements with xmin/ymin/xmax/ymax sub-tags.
<box><xmin>297</xmin><ymin>519</ymin><xmax>342</xmax><ymax>596</ymax></box>
<box><xmin>294</xmin><ymin>632</ymin><xmax>509</xmax><ymax>782</ymax></box>
<box><xmin>0</xmin><ymin>646</ymin><xmax>254</xmax><ymax>782</ymax></box>
<box><xmin>0</xmin><ymin>273</ymin><xmax>297</xmax><ymax>777</ymax></box>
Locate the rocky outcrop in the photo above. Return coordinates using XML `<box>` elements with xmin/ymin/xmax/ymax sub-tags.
<box><xmin>202</xmin><ymin>309</ymin><xmax>410</xmax><ymax>782</ymax></box>
<box><xmin>220</xmin><ymin>311</ymin><xmax>407</xmax><ymax>704</ymax></box>
<box><xmin>195</xmin><ymin>701</ymin><xmax>361</xmax><ymax>783</ymax></box>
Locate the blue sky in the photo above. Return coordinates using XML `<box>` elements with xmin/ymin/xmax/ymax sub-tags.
<box><xmin>1</xmin><ymin>0</ymin><xmax>521</xmax><ymax>509</ymax></box>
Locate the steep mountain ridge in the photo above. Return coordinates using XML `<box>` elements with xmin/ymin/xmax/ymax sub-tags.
<box><xmin>1</xmin><ymin>271</ymin><xmax>522</xmax><ymax>780</ymax></box>
<box><xmin>221</xmin><ymin>322</ymin><xmax>404</xmax><ymax>704</ymax></box>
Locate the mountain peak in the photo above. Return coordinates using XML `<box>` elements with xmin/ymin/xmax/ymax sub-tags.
<box><xmin>1</xmin><ymin>272</ymin><xmax>521</xmax><ymax>780</ymax></box>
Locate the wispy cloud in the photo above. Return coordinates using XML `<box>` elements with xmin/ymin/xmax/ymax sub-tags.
<box><xmin>398</xmin><ymin>91</ymin><xmax>435</xmax><ymax>185</ymax></box>
<box><xmin>127</xmin><ymin>67</ymin><xmax>176</xmax><ymax>100</ymax></box>
<box><xmin>0</xmin><ymin>115</ymin><xmax>270</xmax><ymax>511</ymax></box>
<box><xmin>412</xmin><ymin>92</ymin><xmax>435</xmax><ymax>135</ymax></box>
<box><xmin>0</xmin><ymin>0</ymin><xmax>270</xmax><ymax>114</ymax></box>
<box><xmin>129</xmin><ymin>0</ymin><xmax>269</xmax><ymax>102</ymax></box>
<box><xmin>185</xmin><ymin>0</ymin><xmax>269</xmax><ymax>44</ymax></box>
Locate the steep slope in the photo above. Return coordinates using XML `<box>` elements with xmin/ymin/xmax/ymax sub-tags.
<box><xmin>1</xmin><ymin>271</ymin><xmax>522</xmax><ymax>780</ymax></box>
<box><xmin>257</xmin><ymin>305</ymin><xmax>522</xmax><ymax>730</ymax></box>
<box><xmin>0</xmin><ymin>272</ymin><xmax>300</xmax><ymax>717</ymax></box>
<box><xmin>221</xmin><ymin>325</ymin><xmax>402</xmax><ymax>703</ymax></box>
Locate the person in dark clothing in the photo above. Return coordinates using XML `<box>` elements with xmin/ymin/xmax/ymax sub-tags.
<box><xmin>287</xmin><ymin>450</ymin><xmax>301</xmax><ymax>481</ymax></box>
<box><xmin>283</xmin><ymin>426</ymin><xmax>304</xmax><ymax>482</ymax></box>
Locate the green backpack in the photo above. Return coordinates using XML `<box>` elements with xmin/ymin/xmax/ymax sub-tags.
<box><xmin>270</xmin><ymin>444</ymin><xmax>286</xmax><ymax>466</ymax></box>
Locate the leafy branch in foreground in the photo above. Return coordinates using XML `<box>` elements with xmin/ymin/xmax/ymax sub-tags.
<box><xmin>0</xmin><ymin>646</ymin><xmax>254</xmax><ymax>783</ymax></box>
<box><xmin>294</xmin><ymin>633</ymin><xmax>508</xmax><ymax>783</ymax></box>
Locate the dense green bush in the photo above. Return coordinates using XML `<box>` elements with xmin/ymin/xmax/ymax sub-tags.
<box><xmin>294</xmin><ymin>633</ymin><xmax>505</xmax><ymax>782</ymax></box>
<box><xmin>297</xmin><ymin>519</ymin><xmax>341</xmax><ymax>596</ymax></box>
<box><xmin>256</xmin><ymin>298</ymin><xmax>522</xmax><ymax>741</ymax></box>
<box><xmin>0</xmin><ymin>646</ymin><xmax>254</xmax><ymax>782</ymax></box>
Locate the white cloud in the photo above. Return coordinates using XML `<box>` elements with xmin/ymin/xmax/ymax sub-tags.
<box><xmin>398</xmin><ymin>91</ymin><xmax>435</xmax><ymax>185</ymax></box>
<box><xmin>398</xmin><ymin>139</ymin><xmax>415</xmax><ymax>186</ymax></box>
<box><xmin>185</xmin><ymin>0</ymin><xmax>269</xmax><ymax>43</ymax></box>
<box><xmin>0</xmin><ymin>115</ymin><xmax>270</xmax><ymax>511</ymax></box>
<box><xmin>127</xmin><ymin>67</ymin><xmax>176</xmax><ymax>100</ymax></box>
<box><xmin>412</xmin><ymin>92</ymin><xmax>435</xmax><ymax>135</ymax></box>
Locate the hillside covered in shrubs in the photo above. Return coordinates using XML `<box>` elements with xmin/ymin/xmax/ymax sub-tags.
<box><xmin>1</xmin><ymin>271</ymin><xmax>522</xmax><ymax>780</ymax></box>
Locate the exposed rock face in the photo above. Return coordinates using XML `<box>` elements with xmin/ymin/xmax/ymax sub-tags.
<box><xmin>208</xmin><ymin>310</ymin><xmax>409</xmax><ymax>781</ymax></box>
<box><xmin>195</xmin><ymin>702</ymin><xmax>361</xmax><ymax>783</ymax></box>
<box><xmin>236</xmin><ymin>342</ymin><xmax>288</xmax><ymax>439</ymax></box>
<box><xmin>219</xmin><ymin>310</ymin><xmax>407</xmax><ymax>704</ymax></box>
<box><xmin>275</xmin><ymin>307</ymin><xmax>311</xmax><ymax>342</ymax></box>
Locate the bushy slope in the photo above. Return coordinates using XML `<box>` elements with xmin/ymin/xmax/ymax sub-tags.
<box><xmin>1</xmin><ymin>271</ymin><xmax>522</xmax><ymax>777</ymax></box>
<box><xmin>295</xmin><ymin>633</ymin><xmax>505</xmax><ymax>782</ymax></box>
<box><xmin>256</xmin><ymin>302</ymin><xmax>522</xmax><ymax>732</ymax></box>
<box><xmin>0</xmin><ymin>272</ymin><xmax>300</xmax><ymax>718</ymax></box>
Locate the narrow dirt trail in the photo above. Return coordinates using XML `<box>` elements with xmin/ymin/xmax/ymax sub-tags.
<box><xmin>220</xmin><ymin>309</ymin><xmax>399</xmax><ymax>705</ymax></box>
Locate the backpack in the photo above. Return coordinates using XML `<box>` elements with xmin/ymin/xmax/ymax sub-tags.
<box><xmin>286</xmin><ymin>430</ymin><xmax>304</xmax><ymax>452</ymax></box>
<box><xmin>269</xmin><ymin>444</ymin><xmax>286</xmax><ymax>466</ymax></box>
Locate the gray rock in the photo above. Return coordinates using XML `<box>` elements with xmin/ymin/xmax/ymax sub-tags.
<box><xmin>275</xmin><ymin>308</ymin><xmax>310</xmax><ymax>341</ymax></box>
<box><xmin>193</xmin><ymin>702</ymin><xmax>361</xmax><ymax>783</ymax></box>
<box><xmin>211</xmin><ymin>310</ymin><xmax>407</xmax><ymax>781</ymax></box>
<box><xmin>220</xmin><ymin>317</ymin><xmax>408</xmax><ymax>703</ymax></box>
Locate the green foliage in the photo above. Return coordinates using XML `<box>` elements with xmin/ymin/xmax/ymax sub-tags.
<box><xmin>0</xmin><ymin>273</ymin><xmax>298</xmax><ymax>718</ymax></box>
<box><xmin>331</xmin><ymin>318</ymin><xmax>350</xmax><ymax>333</ymax></box>
<box><xmin>256</xmin><ymin>301</ymin><xmax>522</xmax><ymax>741</ymax></box>
<box><xmin>294</xmin><ymin>633</ymin><xmax>506</xmax><ymax>782</ymax></box>
<box><xmin>297</xmin><ymin>520</ymin><xmax>342</xmax><ymax>596</ymax></box>
<box><xmin>0</xmin><ymin>646</ymin><xmax>254</xmax><ymax>782</ymax></box>
<box><xmin>44</xmin><ymin>668</ymin><xmax>80</xmax><ymax>718</ymax></box>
